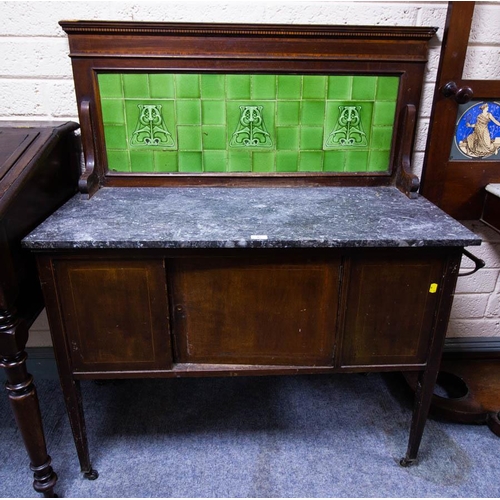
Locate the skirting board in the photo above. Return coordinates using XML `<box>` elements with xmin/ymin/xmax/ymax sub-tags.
<box><xmin>443</xmin><ymin>337</ymin><xmax>500</xmax><ymax>357</ymax></box>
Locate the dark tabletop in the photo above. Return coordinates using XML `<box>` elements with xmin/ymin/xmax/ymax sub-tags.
<box><xmin>22</xmin><ymin>186</ymin><xmax>480</xmax><ymax>250</ymax></box>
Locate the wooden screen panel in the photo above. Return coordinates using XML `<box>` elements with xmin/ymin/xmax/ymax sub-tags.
<box><xmin>169</xmin><ymin>256</ymin><xmax>340</xmax><ymax>366</ymax></box>
<box><xmin>340</xmin><ymin>252</ymin><xmax>444</xmax><ymax>368</ymax></box>
<box><xmin>59</xmin><ymin>21</ymin><xmax>435</xmax><ymax>195</ymax></box>
<box><xmin>54</xmin><ymin>259</ymin><xmax>172</xmax><ymax>372</ymax></box>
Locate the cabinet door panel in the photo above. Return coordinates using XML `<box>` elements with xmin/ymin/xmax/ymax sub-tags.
<box><xmin>54</xmin><ymin>259</ymin><xmax>172</xmax><ymax>372</ymax></box>
<box><xmin>170</xmin><ymin>256</ymin><xmax>340</xmax><ymax>366</ymax></box>
<box><xmin>340</xmin><ymin>253</ymin><xmax>444</xmax><ymax>367</ymax></box>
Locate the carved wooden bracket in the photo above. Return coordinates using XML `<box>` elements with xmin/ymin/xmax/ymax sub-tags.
<box><xmin>395</xmin><ymin>104</ymin><xmax>419</xmax><ymax>199</ymax></box>
<box><xmin>78</xmin><ymin>101</ymin><xmax>100</xmax><ymax>197</ymax></box>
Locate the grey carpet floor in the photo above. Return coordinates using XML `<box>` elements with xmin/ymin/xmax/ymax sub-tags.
<box><xmin>1</xmin><ymin>373</ymin><xmax>499</xmax><ymax>497</ymax></box>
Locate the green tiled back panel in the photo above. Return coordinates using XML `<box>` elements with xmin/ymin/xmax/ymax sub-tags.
<box><xmin>98</xmin><ymin>73</ymin><xmax>399</xmax><ymax>173</ymax></box>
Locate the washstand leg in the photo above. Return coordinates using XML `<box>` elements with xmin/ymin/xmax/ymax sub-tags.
<box><xmin>487</xmin><ymin>411</ymin><xmax>500</xmax><ymax>437</ymax></box>
<box><xmin>400</xmin><ymin>367</ymin><xmax>439</xmax><ymax>467</ymax></box>
<box><xmin>57</xmin><ymin>375</ymin><xmax>98</xmax><ymax>481</ymax></box>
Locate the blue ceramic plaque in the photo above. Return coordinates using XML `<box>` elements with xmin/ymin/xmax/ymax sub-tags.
<box><xmin>450</xmin><ymin>100</ymin><xmax>500</xmax><ymax>160</ymax></box>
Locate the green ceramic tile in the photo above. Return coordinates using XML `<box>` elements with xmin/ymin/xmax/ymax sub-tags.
<box><xmin>203</xmin><ymin>150</ymin><xmax>227</xmax><ymax>172</ymax></box>
<box><xmin>373</xmin><ymin>101</ymin><xmax>396</xmax><ymax>126</ymax></box>
<box><xmin>125</xmin><ymin>101</ymin><xmax>176</xmax><ymax>149</ymax></box>
<box><xmin>130</xmin><ymin>150</ymin><xmax>154</xmax><ymax>172</ymax></box>
<box><xmin>178</xmin><ymin>151</ymin><xmax>203</xmax><ymax>172</ymax></box>
<box><xmin>227</xmin><ymin>102</ymin><xmax>275</xmax><ymax>148</ymax></box>
<box><xmin>99</xmin><ymin>71</ymin><xmax>398</xmax><ymax>176</ymax></box>
<box><xmin>178</xmin><ymin>126</ymin><xmax>202</xmax><ymax>150</ymax></box>
<box><xmin>371</xmin><ymin>126</ymin><xmax>393</xmax><ymax>150</ymax></box>
<box><xmin>202</xmin><ymin>126</ymin><xmax>226</xmax><ymax>150</ymax></box>
<box><xmin>277</xmin><ymin>75</ymin><xmax>301</xmax><ymax>99</ymax></box>
<box><xmin>122</xmin><ymin>73</ymin><xmax>150</xmax><ymax>98</ymax></box>
<box><xmin>176</xmin><ymin>100</ymin><xmax>201</xmax><ymax>125</ymax></box>
<box><xmin>368</xmin><ymin>150</ymin><xmax>391</xmax><ymax>172</ymax></box>
<box><xmin>327</xmin><ymin>76</ymin><xmax>352</xmax><ymax>100</ymax></box>
<box><xmin>201</xmin><ymin>74</ymin><xmax>225</xmax><ymax>99</ymax></box>
<box><xmin>106</xmin><ymin>150</ymin><xmax>130</xmax><ymax>172</ymax></box>
<box><xmin>154</xmin><ymin>151</ymin><xmax>178</xmax><ymax>172</ymax></box>
<box><xmin>300</xmin><ymin>127</ymin><xmax>324</xmax><ymax>150</ymax></box>
<box><xmin>228</xmin><ymin>150</ymin><xmax>252</xmax><ymax>172</ymax></box>
<box><xmin>277</xmin><ymin>127</ymin><xmax>299</xmax><ymax>150</ymax></box>
<box><xmin>324</xmin><ymin>101</ymin><xmax>349</xmax><ymax>137</ymax></box>
<box><xmin>302</xmin><ymin>76</ymin><xmax>327</xmax><ymax>99</ymax></box>
<box><xmin>149</xmin><ymin>73</ymin><xmax>175</xmax><ymax>98</ymax></box>
<box><xmin>276</xmin><ymin>151</ymin><xmax>298</xmax><ymax>172</ymax></box>
<box><xmin>227</xmin><ymin>75</ymin><xmax>251</xmax><ymax>100</ymax></box>
<box><xmin>323</xmin><ymin>151</ymin><xmax>345</xmax><ymax>172</ymax></box>
<box><xmin>202</xmin><ymin>100</ymin><xmax>226</xmax><ymax>125</ymax></box>
<box><xmin>158</xmin><ymin>101</ymin><xmax>176</xmax><ymax>131</ymax></box>
<box><xmin>301</xmin><ymin>101</ymin><xmax>325</xmax><ymax>127</ymax></box>
<box><xmin>98</xmin><ymin>73</ymin><xmax>123</xmax><ymax>98</ymax></box>
<box><xmin>124</xmin><ymin>100</ymin><xmax>144</xmax><ymax>131</ymax></box>
<box><xmin>277</xmin><ymin>101</ymin><xmax>300</xmax><ymax>126</ymax></box>
<box><xmin>376</xmin><ymin>76</ymin><xmax>399</xmax><ymax>100</ymax></box>
<box><xmin>359</xmin><ymin>103</ymin><xmax>374</xmax><ymax>140</ymax></box>
<box><xmin>101</xmin><ymin>99</ymin><xmax>125</xmax><ymax>124</ymax></box>
<box><xmin>352</xmin><ymin>76</ymin><xmax>377</xmax><ymax>100</ymax></box>
<box><xmin>344</xmin><ymin>150</ymin><xmax>369</xmax><ymax>172</ymax></box>
<box><xmin>324</xmin><ymin>102</ymin><xmax>373</xmax><ymax>148</ymax></box>
<box><xmin>252</xmin><ymin>151</ymin><xmax>275</xmax><ymax>172</ymax></box>
<box><xmin>104</xmin><ymin>125</ymin><xmax>128</xmax><ymax>149</ymax></box>
<box><xmin>176</xmin><ymin>74</ymin><xmax>200</xmax><ymax>98</ymax></box>
<box><xmin>226</xmin><ymin>102</ymin><xmax>244</xmax><ymax>135</ymax></box>
<box><xmin>252</xmin><ymin>75</ymin><xmax>276</xmax><ymax>100</ymax></box>
<box><xmin>299</xmin><ymin>151</ymin><xmax>323</xmax><ymax>171</ymax></box>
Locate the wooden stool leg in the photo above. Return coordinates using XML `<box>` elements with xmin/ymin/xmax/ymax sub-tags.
<box><xmin>0</xmin><ymin>310</ymin><xmax>57</xmax><ymax>497</ymax></box>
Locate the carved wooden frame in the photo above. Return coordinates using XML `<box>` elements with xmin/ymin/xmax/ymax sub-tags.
<box><xmin>60</xmin><ymin>21</ymin><xmax>436</xmax><ymax>197</ymax></box>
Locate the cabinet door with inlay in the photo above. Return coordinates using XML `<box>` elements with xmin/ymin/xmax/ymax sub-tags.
<box><xmin>339</xmin><ymin>251</ymin><xmax>445</xmax><ymax>368</ymax></box>
<box><xmin>169</xmin><ymin>255</ymin><xmax>340</xmax><ymax>366</ymax></box>
<box><xmin>53</xmin><ymin>258</ymin><xmax>172</xmax><ymax>372</ymax></box>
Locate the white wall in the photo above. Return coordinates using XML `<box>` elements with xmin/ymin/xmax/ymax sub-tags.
<box><xmin>0</xmin><ymin>0</ymin><xmax>498</xmax><ymax>345</ymax></box>
<box><xmin>449</xmin><ymin>221</ymin><xmax>500</xmax><ymax>338</ymax></box>
<box><xmin>1</xmin><ymin>0</ymin><xmax>451</xmax><ymax>180</ymax></box>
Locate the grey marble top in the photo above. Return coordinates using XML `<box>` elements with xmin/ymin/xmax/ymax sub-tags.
<box><xmin>23</xmin><ymin>186</ymin><xmax>480</xmax><ymax>250</ymax></box>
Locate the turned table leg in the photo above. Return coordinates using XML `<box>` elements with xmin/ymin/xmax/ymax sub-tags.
<box><xmin>0</xmin><ymin>309</ymin><xmax>58</xmax><ymax>497</ymax></box>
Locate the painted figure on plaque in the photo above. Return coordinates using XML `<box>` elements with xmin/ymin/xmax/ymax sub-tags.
<box><xmin>456</xmin><ymin>102</ymin><xmax>500</xmax><ymax>159</ymax></box>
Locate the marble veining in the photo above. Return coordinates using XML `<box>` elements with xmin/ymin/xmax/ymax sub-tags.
<box><xmin>22</xmin><ymin>187</ymin><xmax>480</xmax><ymax>250</ymax></box>
<box><xmin>485</xmin><ymin>183</ymin><xmax>500</xmax><ymax>198</ymax></box>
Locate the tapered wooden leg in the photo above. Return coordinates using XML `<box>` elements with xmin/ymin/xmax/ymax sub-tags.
<box><xmin>400</xmin><ymin>367</ymin><xmax>440</xmax><ymax>467</ymax></box>
<box><xmin>58</xmin><ymin>376</ymin><xmax>98</xmax><ymax>479</ymax></box>
<box><xmin>487</xmin><ymin>411</ymin><xmax>500</xmax><ymax>437</ymax></box>
<box><xmin>0</xmin><ymin>310</ymin><xmax>57</xmax><ymax>497</ymax></box>
<box><xmin>401</xmin><ymin>251</ymin><xmax>462</xmax><ymax>467</ymax></box>
<box><xmin>35</xmin><ymin>256</ymin><xmax>98</xmax><ymax>481</ymax></box>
